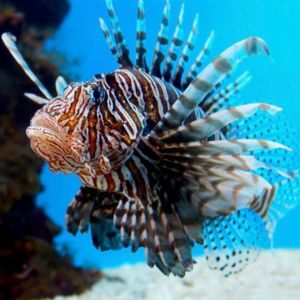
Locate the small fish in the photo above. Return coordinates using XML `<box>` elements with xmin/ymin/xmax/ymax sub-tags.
<box><xmin>2</xmin><ymin>0</ymin><xmax>300</xmax><ymax>277</ymax></box>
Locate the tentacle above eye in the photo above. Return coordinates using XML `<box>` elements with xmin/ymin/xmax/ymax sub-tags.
<box><xmin>55</xmin><ymin>76</ymin><xmax>68</xmax><ymax>96</ymax></box>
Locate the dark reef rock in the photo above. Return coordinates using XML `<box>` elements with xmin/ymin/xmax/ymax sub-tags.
<box><xmin>0</xmin><ymin>1</ymin><xmax>101</xmax><ymax>299</ymax></box>
<box><xmin>2</xmin><ymin>0</ymin><xmax>70</xmax><ymax>29</ymax></box>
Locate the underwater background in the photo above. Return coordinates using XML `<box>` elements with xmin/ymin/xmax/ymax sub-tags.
<box><xmin>1</xmin><ymin>0</ymin><xmax>300</xmax><ymax>299</ymax></box>
<box><xmin>37</xmin><ymin>0</ymin><xmax>300</xmax><ymax>270</ymax></box>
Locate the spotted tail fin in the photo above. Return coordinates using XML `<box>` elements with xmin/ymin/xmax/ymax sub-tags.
<box><xmin>267</xmin><ymin>176</ymin><xmax>300</xmax><ymax>237</ymax></box>
<box><xmin>225</xmin><ymin>107</ymin><xmax>300</xmax><ymax>235</ymax></box>
<box><xmin>203</xmin><ymin>208</ymin><xmax>270</xmax><ymax>276</ymax></box>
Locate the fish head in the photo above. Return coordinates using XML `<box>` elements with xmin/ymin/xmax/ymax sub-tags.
<box><xmin>26</xmin><ymin>79</ymin><xmax>139</xmax><ymax>176</ymax></box>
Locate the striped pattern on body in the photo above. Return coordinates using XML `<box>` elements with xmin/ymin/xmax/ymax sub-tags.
<box><xmin>3</xmin><ymin>0</ymin><xmax>299</xmax><ymax>279</ymax></box>
<box><xmin>46</xmin><ymin>68</ymin><xmax>180</xmax><ymax>173</ymax></box>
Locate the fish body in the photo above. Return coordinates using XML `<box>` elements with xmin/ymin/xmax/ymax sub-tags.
<box><xmin>2</xmin><ymin>0</ymin><xmax>300</xmax><ymax>277</ymax></box>
<box><xmin>26</xmin><ymin>66</ymin><xmax>180</xmax><ymax>178</ymax></box>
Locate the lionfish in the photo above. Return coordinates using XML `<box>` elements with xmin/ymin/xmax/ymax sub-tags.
<box><xmin>2</xmin><ymin>0</ymin><xmax>300</xmax><ymax>277</ymax></box>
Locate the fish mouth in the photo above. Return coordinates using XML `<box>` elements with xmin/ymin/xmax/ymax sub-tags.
<box><xmin>26</xmin><ymin>115</ymin><xmax>74</xmax><ymax>173</ymax></box>
<box><xmin>25</xmin><ymin>112</ymin><xmax>86</xmax><ymax>175</ymax></box>
<box><xmin>26</xmin><ymin>114</ymin><xmax>61</xmax><ymax>140</ymax></box>
<box><xmin>26</xmin><ymin>126</ymin><xmax>58</xmax><ymax>140</ymax></box>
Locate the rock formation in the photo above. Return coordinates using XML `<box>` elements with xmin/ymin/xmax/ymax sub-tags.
<box><xmin>0</xmin><ymin>1</ymin><xmax>101</xmax><ymax>299</ymax></box>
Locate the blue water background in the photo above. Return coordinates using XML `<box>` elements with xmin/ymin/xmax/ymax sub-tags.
<box><xmin>39</xmin><ymin>0</ymin><xmax>300</xmax><ymax>269</ymax></box>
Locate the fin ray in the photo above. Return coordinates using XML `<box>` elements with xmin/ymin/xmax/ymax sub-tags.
<box><xmin>151</xmin><ymin>0</ymin><xmax>171</xmax><ymax>77</ymax></box>
<box><xmin>173</xmin><ymin>14</ymin><xmax>199</xmax><ymax>89</ymax></box>
<box><xmin>182</xmin><ymin>31</ymin><xmax>215</xmax><ymax>89</ymax></box>
<box><xmin>151</xmin><ymin>37</ymin><xmax>270</xmax><ymax>136</ymax></box>
<box><xmin>1</xmin><ymin>32</ymin><xmax>52</xmax><ymax>99</ymax></box>
<box><xmin>162</xmin><ymin>4</ymin><xmax>185</xmax><ymax>82</ymax></box>
<box><xmin>158</xmin><ymin>103</ymin><xmax>281</xmax><ymax>143</ymax></box>
<box><xmin>104</xmin><ymin>0</ymin><xmax>132</xmax><ymax>66</ymax></box>
<box><xmin>99</xmin><ymin>18</ymin><xmax>122</xmax><ymax>64</ymax></box>
<box><xmin>136</xmin><ymin>0</ymin><xmax>148</xmax><ymax>70</ymax></box>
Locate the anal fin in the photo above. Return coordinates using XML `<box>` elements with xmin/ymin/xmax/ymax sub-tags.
<box><xmin>65</xmin><ymin>187</ymin><xmax>122</xmax><ymax>251</ymax></box>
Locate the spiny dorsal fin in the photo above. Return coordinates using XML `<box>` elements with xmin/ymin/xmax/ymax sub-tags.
<box><xmin>172</xmin><ymin>14</ymin><xmax>199</xmax><ymax>89</ymax></box>
<box><xmin>151</xmin><ymin>0</ymin><xmax>171</xmax><ymax>77</ymax></box>
<box><xmin>99</xmin><ymin>17</ymin><xmax>122</xmax><ymax>64</ymax></box>
<box><xmin>151</xmin><ymin>37</ymin><xmax>270</xmax><ymax>136</ymax></box>
<box><xmin>136</xmin><ymin>0</ymin><xmax>148</xmax><ymax>71</ymax></box>
<box><xmin>104</xmin><ymin>0</ymin><xmax>133</xmax><ymax>67</ymax></box>
<box><xmin>182</xmin><ymin>31</ymin><xmax>215</xmax><ymax>89</ymax></box>
<box><xmin>201</xmin><ymin>71</ymin><xmax>252</xmax><ymax>114</ymax></box>
<box><xmin>162</xmin><ymin>3</ymin><xmax>185</xmax><ymax>82</ymax></box>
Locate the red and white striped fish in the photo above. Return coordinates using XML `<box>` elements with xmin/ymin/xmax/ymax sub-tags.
<box><xmin>2</xmin><ymin>0</ymin><xmax>300</xmax><ymax>277</ymax></box>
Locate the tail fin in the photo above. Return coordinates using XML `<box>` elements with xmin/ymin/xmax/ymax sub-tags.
<box><xmin>225</xmin><ymin>104</ymin><xmax>300</xmax><ymax>231</ymax></box>
<box><xmin>203</xmin><ymin>208</ymin><xmax>270</xmax><ymax>276</ymax></box>
<box><xmin>267</xmin><ymin>176</ymin><xmax>300</xmax><ymax>237</ymax></box>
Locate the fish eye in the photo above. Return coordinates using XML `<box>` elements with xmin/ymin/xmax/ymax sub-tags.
<box><xmin>94</xmin><ymin>87</ymin><xmax>106</xmax><ymax>104</ymax></box>
<box><xmin>89</xmin><ymin>86</ymin><xmax>106</xmax><ymax>105</ymax></box>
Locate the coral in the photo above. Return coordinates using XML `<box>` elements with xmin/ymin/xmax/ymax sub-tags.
<box><xmin>0</xmin><ymin>1</ymin><xmax>102</xmax><ymax>299</ymax></box>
